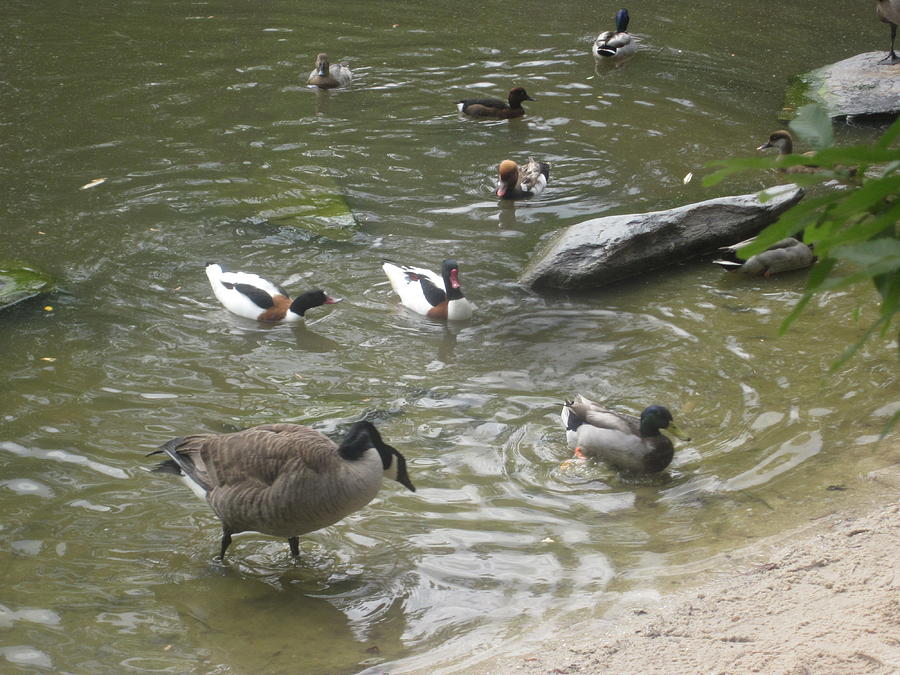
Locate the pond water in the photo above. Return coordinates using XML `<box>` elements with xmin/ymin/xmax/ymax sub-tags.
<box><xmin>1</xmin><ymin>0</ymin><xmax>897</xmax><ymax>672</ymax></box>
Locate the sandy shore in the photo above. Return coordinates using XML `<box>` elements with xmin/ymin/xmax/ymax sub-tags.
<box><xmin>469</xmin><ymin>465</ymin><xmax>900</xmax><ymax>675</ymax></box>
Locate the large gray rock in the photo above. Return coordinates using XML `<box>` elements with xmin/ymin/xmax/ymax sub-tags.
<box><xmin>520</xmin><ymin>185</ymin><xmax>803</xmax><ymax>291</ymax></box>
<box><xmin>792</xmin><ymin>52</ymin><xmax>900</xmax><ymax>120</ymax></box>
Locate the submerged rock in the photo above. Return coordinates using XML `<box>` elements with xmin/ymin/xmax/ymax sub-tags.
<box><xmin>0</xmin><ymin>262</ymin><xmax>55</xmax><ymax>311</ymax></box>
<box><xmin>786</xmin><ymin>52</ymin><xmax>900</xmax><ymax>121</ymax></box>
<box><xmin>520</xmin><ymin>185</ymin><xmax>803</xmax><ymax>291</ymax></box>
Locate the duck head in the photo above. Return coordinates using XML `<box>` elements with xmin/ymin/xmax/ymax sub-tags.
<box><xmin>440</xmin><ymin>259</ymin><xmax>465</xmax><ymax>300</ymax></box>
<box><xmin>615</xmin><ymin>8</ymin><xmax>630</xmax><ymax>32</ymax></box>
<box><xmin>508</xmin><ymin>87</ymin><xmax>535</xmax><ymax>107</ymax></box>
<box><xmin>640</xmin><ymin>405</ymin><xmax>690</xmax><ymax>440</ymax></box>
<box><xmin>496</xmin><ymin>160</ymin><xmax>519</xmax><ymax>197</ymax></box>
<box><xmin>757</xmin><ymin>130</ymin><xmax>794</xmax><ymax>154</ymax></box>
<box><xmin>289</xmin><ymin>289</ymin><xmax>341</xmax><ymax>317</ymax></box>
<box><xmin>314</xmin><ymin>52</ymin><xmax>331</xmax><ymax>77</ymax></box>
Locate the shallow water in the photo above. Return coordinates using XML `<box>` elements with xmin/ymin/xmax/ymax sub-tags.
<box><xmin>1</xmin><ymin>0</ymin><xmax>898</xmax><ymax>672</ymax></box>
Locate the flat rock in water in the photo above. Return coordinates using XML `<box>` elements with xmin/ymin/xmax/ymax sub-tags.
<box><xmin>520</xmin><ymin>185</ymin><xmax>803</xmax><ymax>291</ymax></box>
<box><xmin>795</xmin><ymin>52</ymin><xmax>900</xmax><ymax>120</ymax></box>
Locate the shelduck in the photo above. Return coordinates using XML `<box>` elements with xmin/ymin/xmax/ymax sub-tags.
<box><xmin>205</xmin><ymin>263</ymin><xmax>340</xmax><ymax>323</ymax></box>
<box><xmin>148</xmin><ymin>420</ymin><xmax>415</xmax><ymax>559</ymax></box>
<box><xmin>307</xmin><ymin>53</ymin><xmax>352</xmax><ymax>89</ymax></box>
<box><xmin>382</xmin><ymin>259</ymin><xmax>474</xmax><ymax>320</ymax></box>
<box><xmin>561</xmin><ymin>394</ymin><xmax>689</xmax><ymax>474</ymax></box>
<box><xmin>496</xmin><ymin>158</ymin><xmax>550</xmax><ymax>199</ymax></box>
<box><xmin>456</xmin><ymin>87</ymin><xmax>535</xmax><ymax>119</ymax></box>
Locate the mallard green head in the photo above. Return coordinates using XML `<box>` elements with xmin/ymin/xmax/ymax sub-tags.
<box><xmin>640</xmin><ymin>405</ymin><xmax>689</xmax><ymax>440</ymax></box>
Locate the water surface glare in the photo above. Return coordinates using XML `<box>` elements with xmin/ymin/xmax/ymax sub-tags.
<box><xmin>2</xmin><ymin>0</ymin><xmax>898</xmax><ymax>672</ymax></box>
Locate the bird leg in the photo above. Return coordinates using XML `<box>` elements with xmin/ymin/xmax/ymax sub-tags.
<box><xmin>218</xmin><ymin>529</ymin><xmax>233</xmax><ymax>559</ymax></box>
<box><xmin>880</xmin><ymin>24</ymin><xmax>900</xmax><ymax>64</ymax></box>
<box><xmin>288</xmin><ymin>536</ymin><xmax>300</xmax><ymax>557</ymax></box>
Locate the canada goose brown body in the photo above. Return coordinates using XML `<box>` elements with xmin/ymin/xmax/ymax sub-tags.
<box><xmin>149</xmin><ymin>421</ymin><xmax>415</xmax><ymax>559</ymax></box>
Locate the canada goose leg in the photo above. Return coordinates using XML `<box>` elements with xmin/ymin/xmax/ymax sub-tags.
<box><xmin>288</xmin><ymin>536</ymin><xmax>300</xmax><ymax>557</ymax></box>
<box><xmin>881</xmin><ymin>24</ymin><xmax>900</xmax><ymax>64</ymax></box>
<box><xmin>218</xmin><ymin>529</ymin><xmax>233</xmax><ymax>559</ymax></box>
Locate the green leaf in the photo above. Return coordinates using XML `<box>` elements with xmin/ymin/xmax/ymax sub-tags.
<box><xmin>789</xmin><ymin>104</ymin><xmax>834</xmax><ymax>150</ymax></box>
<box><xmin>0</xmin><ymin>262</ymin><xmax>56</xmax><ymax>311</ymax></box>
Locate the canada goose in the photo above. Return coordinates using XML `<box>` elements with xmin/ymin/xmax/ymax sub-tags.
<box><xmin>713</xmin><ymin>236</ymin><xmax>815</xmax><ymax>276</ymax></box>
<box><xmin>876</xmin><ymin>0</ymin><xmax>900</xmax><ymax>64</ymax></box>
<box><xmin>148</xmin><ymin>420</ymin><xmax>415</xmax><ymax>559</ymax></box>
<box><xmin>456</xmin><ymin>87</ymin><xmax>535</xmax><ymax>119</ymax></box>
<box><xmin>382</xmin><ymin>258</ymin><xmax>475</xmax><ymax>320</ymax></box>
<box><xmin>307</xmin><ymin>53</ymin><xmax>352</xmax><ymax>89</ymax></box>
<box><xmin>561</xmin><ymin>394</ymin><xmax>689</xmax><ymax>473</ymax></box>
<box><xmin>496</xmin><ymin>158</ymin><xmax>550</xmax><ymax>199</ymax></box>
<box><xmin>205</xmin><ymin>263</ymin><xmax>340</xmax><ymax>323</ymax></box>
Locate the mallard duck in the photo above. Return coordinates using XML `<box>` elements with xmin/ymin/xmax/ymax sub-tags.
<box><xmin>205</xmin><ymin>263</ymin><xmax>341</xmax><ymax>323</ymax></box>
<box><xmin>148</xmin><ymin>420</ymin><xmax>415</xmax><ymax>559</ymax></box>
<box><xmin>561</xmin><ymin>394</ymin><xmax>689</xmax><ymax>473</ymax></box>
<box><xmin>456</xmin><ymin>87</ymin><xmax>535</xmax><ymax>119</ymax></box>
<box><xmin>382</xmin><ymin>258</ymin><xmax>475</xmax><ymax>320</ymax></box>
<box><xmin>307</xmin><ymin>53</ymin><xmax>352</xmax><ymax>89</ymax></box>
<box><xmin>876</xmin><ymin>0</ymin><xmax>900</xmax><ymax>64</ymax></box>
<box><xmin>713</xmin><ymin>236</ymin><xmax>815</xmax><ymax>276</ymax></box>
<box><xmin>593</xmin><ymin>8</ymin><xmax>637</xmax><ymax>60</ymax></box>
<box><xmin>496</xmin><ymin>158</ymin><xmax>550</xmax><ymax>199</ymax></box>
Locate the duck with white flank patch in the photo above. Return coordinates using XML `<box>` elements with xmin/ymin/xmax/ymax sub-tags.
<box><xmin>456</xmin><ymin>87</ymin><xmax>535</xmax><ymax>119</ymax></box>
<box><xmin>205</xmin><ymin>263</ymin><xmax>340</xmax><ymax>323</ymax></box>
<box><xmin>561</xmin><ymin>394</ymin><xmax>689</xmax><ymax>474</ymax></box>
<box><xmin>382</xmin><ymin>259</ymin><xmax>474</xmax><ymax>320</ymax></box>
<box><xmin>593</xmin><ymin>8</ymin><xmax>637</xmax><ymax>60</ymax></box>
<box><xmin>148</xmin><ymin>420</ymin><xmax>415</xmax><ymax>559</ymax></box>
<box><xmin>496</xmin><ymin>158</ymin><xmax>550</xmax><ymax>199</ymax></box>
<box><xmin>714</xmin><ymin>236</ymin><xmax>815</xmax><ymax>276</ymax></box>
<box><xmin>307</xmin><ymin>52</ymin><xmax>352</xmax><ymax>89</ymax></box>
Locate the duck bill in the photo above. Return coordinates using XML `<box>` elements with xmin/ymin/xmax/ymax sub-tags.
<box><xmin>449</xmin><ymin>268</ymin><xmax>461</xmax><ymax>289</ymax></box>
<box><xmin>757</xmin><ymin>142</ymin><xmax>772</xmax><ymax>151</ymax></box>
<box><xmin>324</xmin><ymin>296</ymin><xmax>342</xmax><ymax>304</ymax></box>
<box><xmin>666</xmin><ymin>423</ymin><xmax>691</xmax><ymax>442</ymax></box>
<box><xmin>496</xmin><ymin>183</ymin><xmax>507</xmax><ymax>197</ymax></box>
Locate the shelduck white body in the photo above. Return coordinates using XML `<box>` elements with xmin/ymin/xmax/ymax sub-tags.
<box><xmin>382</xmin><ymin>259</ymin><xmax>474</xmax><ymax>321</ymax></box>
<box><xmin>205</xmin><ymin>263</ymin><xmax>340</xmax><ymax>323</ymax></box>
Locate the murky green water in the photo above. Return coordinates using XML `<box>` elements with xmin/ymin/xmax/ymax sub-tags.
<box><xmin>2</xmin><ymin>0</ymin><xmax>897</xmax><ymax>672</ymax></box>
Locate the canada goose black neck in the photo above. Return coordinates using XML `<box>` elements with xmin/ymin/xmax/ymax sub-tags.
<box><xmin>338</xmin><ymin>421</ymin><xmax>416</xmax><ymax>491</ymax></box>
